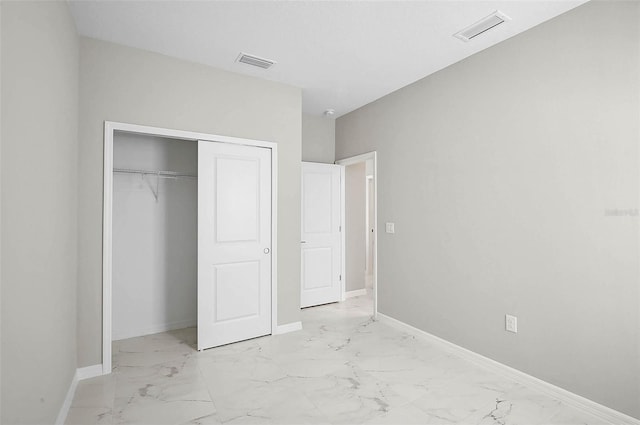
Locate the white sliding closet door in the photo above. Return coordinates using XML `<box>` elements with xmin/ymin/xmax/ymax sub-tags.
<box><xmin>198</xmin><ymin>141</ymin><xmax>272</xmax><ymax>350</ymax></box>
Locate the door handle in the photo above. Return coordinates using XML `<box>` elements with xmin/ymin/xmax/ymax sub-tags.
<box><xmin>264</xmin><ymin>248</ymin><xmax>270</xmax><ymax>254</ymax></box>
<box><xmin>301</xmin><ymin>241</ymin><xmax>307</xmax><ymax>243</ymax></box>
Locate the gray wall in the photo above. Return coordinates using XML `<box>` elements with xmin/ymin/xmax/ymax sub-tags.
<box><xmin>113</xmin><ymin>134</ymin><xmax>197</xmax><ymax>340</ymax></box>
<box><xmin>302</xmin><ymin>114</ymin><xmax>335</xmax><ymax>163</ymax></box>
<box><xmin>78</xmin><ymin>37</ymin><xmax>302</xmax><ymax>367</ymax></box>
<box><xmin>1</xmin><ymin>1</ymin><xmax>79</xmax><ymax>423</ymax></box>
<box><xmin>0</xmin><ymin>5</ymin><xmax>3</xmax><ymax>421</ymax></box>
<box><xmin>336</xmin><ymin>1</ymin><xmax>639</xmax><ymax>419</ymax></box>
<box><xmin>345</xmin><ymin>163</ymin><xmax>367</xmax><ymax>292</ymax></box>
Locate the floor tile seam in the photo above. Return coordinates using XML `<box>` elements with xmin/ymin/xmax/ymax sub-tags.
<box><xmin>295</xmin><ymin>375</ymin><xmax>346</xmax><ymax>425</ymax></box>
<box><xmin>286</xmin><ymin>385</ymin><xmax>335</xmax><ymax>425</ymax></box>
<box><xmin>193</xmin><ymin>351</ymin><xmax>220</xmax><ymax>416</ymax></box>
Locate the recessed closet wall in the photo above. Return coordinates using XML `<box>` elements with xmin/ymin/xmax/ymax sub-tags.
<box><xmin>112</xmin><ymin>131</ymin><xmax>197</xmax><ymax>340</ymax></box>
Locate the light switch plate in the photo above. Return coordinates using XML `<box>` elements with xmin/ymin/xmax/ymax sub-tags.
<box><xmin>385</xmin><ymin>222</ymin><xmax>395</xmax><ymax>233</ymax></box>
<box><xmin>505</xmin><ymin>314</ymin><xmax>518</xmax><ymax>333</ymax></box>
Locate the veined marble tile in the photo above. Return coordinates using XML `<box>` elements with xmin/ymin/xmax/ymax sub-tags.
<box><xmin>459</xmin><ymin>384</ymin><xmax>605</xmax><ymax>425</ymax></box>
<box><xmin>66</xmin><ymin>406</ymin><xmax>113</xmax><ymax>425</ymax></box>
<box><xmin>114</xmin><ymin>328</ymin><xmax>197</xmax><ymax>356</ymax></box>
<box><xmin>67</xmin><ymin>294</ymin><xmax>609</xmax><ymax>425</ymax></box>
<box><xmin>71</xmin><ymin>375</ymin><xmax>117</xmax><ymax>409</ymax></box>
<box><xmin>198</xmin><ymin>356</ymin><xmax>288</xmax><ymax>398</ymax></box>
<box><xmin>409</xmin><ymin>378</ymin><xmax>507</xmax><ymax>423</ymax></box>
<box><xmin>284</xmin><ymin>364</ymin><xmax>413</xmax><ymax>424</ymax></box>
<box><xmin>179</xmin><ymin>412</ymin><xmax>223</xmax><ymax>425</ymax></box>
<box><xmin>204</xmin><ymin>372</ymin><xmax>329</xmax><ymax>424</ymax></box>
<box><xmin>112</xmin><ymin>398</ymin><xmax>216</xmax><ymax>425</ymax></box>
<box><xmin>114</xmin><ymin>348</ymin><xmax>192</xmax><ymax>370</ymax></box>
<box><xmin>362</xmin><ymin>403</ymin><xmax>456</xmax><ymax>425</ymax></box>
<box><xmin>114</xmin><ymin>358</ymin><xmax>211</xmax><ymax>407</ymax></box>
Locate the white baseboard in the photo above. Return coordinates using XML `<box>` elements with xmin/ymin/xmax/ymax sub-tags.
<box><xmin>377</xmin><ymin>313</ymin><xmax>639</xmax><ymax>425</ymax></box>
<box><xmin>113</xmin><ymin>319</ymin><xmax>196</xmax><ymax>341</ymax></box>
<box><xmin>55</xmin><ymin>371</ymin><xmax>78</xmax><ymax>425</ymax></box>
<box><xmin>77</xmin><ymin>364</ymin><xmax>104</xmax><ymax>381</ymax></box>
<box><xmin>55</xmin><ymin>363</ymin><xmax>108</xmax><ymax>425</ymax></box>
<box><xmin>274</xmin><ymin>321</ymin><xmax>302</xmax><ymax>335</ymax></box>
<box><xmin>345</xmin><ymin>289</ymin><xmax>367</xmax><ymax>299</ymax></box>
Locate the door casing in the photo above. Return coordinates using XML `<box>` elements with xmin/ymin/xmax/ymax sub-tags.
<box><xmin>102</xmin><ymin>121</ymin><xmax>278</xmax><ymax>375</ymax></box>
<box><xmin>335</xmin><ymin>152</ymin><xmax>378</xmax><ymax>318</ymax></box>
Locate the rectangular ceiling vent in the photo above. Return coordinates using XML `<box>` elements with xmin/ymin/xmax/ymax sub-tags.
<box><xmin>454</xmin><ymin>11</ymin><xmax>511</xmax><ymax>42</ymax></box>
<box><xmin>236</xmin><ymin>52</ymin><xmax>276</xmax><ymax>69</ymax></box>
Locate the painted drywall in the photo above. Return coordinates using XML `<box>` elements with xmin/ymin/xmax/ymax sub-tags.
<box><xmin>345</xmin><ymin>163</ymin><xmax>367</xmax><ymax>292</ymax></box>
<box><xmin>336</xmin><ymin>1</ymin><xmax>640</xmax><ymax>419</ymax></box>
<box><xmin>0</xmin><ymin>5</ymin><xmax>3</xmax><ymax>421</ymax></box>
<box><xmin>1</xmin><ymin>1</ymin><xmax>79</xmax><ymax>423</ymax></box>
<box><xmin>302</xmin><ymin>114</ymin><xmax>335</xmax><ymax>164</ymax></box>
<box><xmin>113</xmin><ymin>133</ymin><xmax>197</xmax><ymax>340</ymax></box>
<box><xmin>78</xmin><ymin>37</ymin><xmax>302</xmax><ymax>367</ymax></box>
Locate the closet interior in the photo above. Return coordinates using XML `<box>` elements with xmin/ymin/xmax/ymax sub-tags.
<box><xmin>112</xmin><ymin>131</ymin><xmax>197</xmax><ymax>341</ymax></box>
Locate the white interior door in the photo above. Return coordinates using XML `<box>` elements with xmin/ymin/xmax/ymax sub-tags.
<box><xmin>301</xmin><ymin>162</ymin><xmax>342</xmax><ymax>308</ymax></box>
<box><xmin>198</xmin><ymin>141</ymin><xmax>271</xmax><ymax>350</ymax></box>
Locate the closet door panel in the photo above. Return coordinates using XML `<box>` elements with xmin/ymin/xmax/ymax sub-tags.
<box><xmin>198</xmin><ymin>141</ymin><xmax>271</xmax><ymax>350</ymax></box>
<box><xmin>215</xmin><ymin>157</ymin><xmax>260</xmax><ymax>242</ymax></box>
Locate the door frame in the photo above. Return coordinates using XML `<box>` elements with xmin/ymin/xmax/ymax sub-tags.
<box><xmin>365</xmin><ymin>175</ymin><xmax>374</xmax><ymax>276</ymax></box>
<box><xmin>335</xmin><ymin>151</ymin><xmax>378</xmax><ymax>318</ymax></box>
<box><xmin>102</xmin><ymin>121</ymin><xmax>279</xmax><ymax>375</ymax></box>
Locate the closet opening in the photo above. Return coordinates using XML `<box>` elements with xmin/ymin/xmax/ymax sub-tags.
<box><xmin>102</xmin><ymin>122</ymin><xmax>279</xmax><ymax>375</ymax></box>
<box><xmin>112</xmin><ymin>131</ymin><xmax>198</xmax><ymax>350</ymax></box>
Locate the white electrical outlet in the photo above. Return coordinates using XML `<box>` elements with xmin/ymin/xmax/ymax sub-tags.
<box><xmin>385</xmin><ymin>222</ymin><xmax>395</xmax><ymax>233</ymax></box>
<box><xmin>505</xmin><ymin>314</ymin><xmax>518</xmax><ymax>333</ymax></box>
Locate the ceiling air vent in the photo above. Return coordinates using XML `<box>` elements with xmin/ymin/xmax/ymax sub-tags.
<box><xmin>454</xmin><ymin>11</ymin><xmax>511</xmax><ymax>42</ymax></box>
<box><xmin>236</xmin><ymin>52</ymin><xmax>276</xmax><ymax>69</ymax></box>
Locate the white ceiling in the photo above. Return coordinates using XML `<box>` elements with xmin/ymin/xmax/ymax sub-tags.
<box><xmin>69</xmin><ymin>0</ymin><xmax>587</xmax><ymax>118</ymax></box>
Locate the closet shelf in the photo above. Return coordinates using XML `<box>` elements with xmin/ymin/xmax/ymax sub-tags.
<box><xmin>113</xmin><ymin>168</ymin><xmax>197</xmax><ymax>179</ymax></box>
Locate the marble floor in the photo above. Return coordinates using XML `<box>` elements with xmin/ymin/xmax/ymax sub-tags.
<box><xmin>66</xmin><ymin>295</ymin><xmax>607</xmax><ymax>425</ymax></box>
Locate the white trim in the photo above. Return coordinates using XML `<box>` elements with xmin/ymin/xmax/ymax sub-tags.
<box><xmin>270</xmin><ymin>146</ymin><xmax>279</xmax><ymax>336</ymax></box>
<box><xmin>336</xmin><ymin>151</ymin><xmax>378</xmax><ymax>319</ymax></box>
<box><xmin>103</xmin><ymin>122</ymin><xmax>114</xmax><ymax>375</ymax></box>
<box><xmin>77</xmin><ymin>365</ymin><xmax>104</xmax><ymax>381</ymax></box>
<box><xmin>339</xmin><ymin>165</ymin><xmax>346</xmax><ymax>301</ymax></box>
<box><xmin>377</xmin><ymin>313</ymin><xmax>640</xmax><ymax>425</ymax></box>
<box><xmin>55</xmin><ymin>364</ymin><xmax>108</xmax><ymax>425</ymax></box>
<box><xmin>105</xmin><ymin>122</ymin><xmax>278</xmax><ymax>149</ymax></box>
<box><xmin>365</xmin><ymin>175</ymin><xmax>374</xmax><ymax>275</ymax></box>
<box><xmin>103</xmin><ymin>121</ymin><xmax>279</xmax><ymax>374</ymax></box>
<box><xmin>55</xmin><ymin>371</ymin><xmax>78</xmax><ymax>425</ymax></box>
<box><xmin>345</xmin><ymin>288</ymin><xmax>367</xmax><ymax>299</ymax></box>
<box><xmin>113</xmin><ymin>320</ymin><xmax>197</xmax><ymax>342</ymax></box>
<box><xmin>336</xmin><ymin>151</ymin><xmax>376</xmax><ymax>167</ymax></box>
<box><xmin>274</xmin><ymin>321</ymin><xmax>302</xmax><ymax>335</ymax></box>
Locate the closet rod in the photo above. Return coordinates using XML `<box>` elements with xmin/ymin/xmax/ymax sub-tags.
<box><xmin>113</xmin><ymin>168</ymin><xmax>197</xmax><ymax>179</ymax></box>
